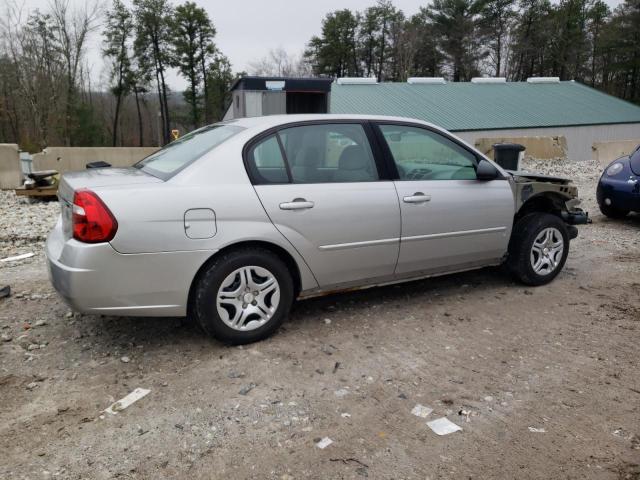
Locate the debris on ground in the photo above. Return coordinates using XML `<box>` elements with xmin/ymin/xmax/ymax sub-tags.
<box><xmin>315</xmin><ymin>437</ymin><xmax>333</xmax><ymax>449</ymax></box>
<box><xmin>334</xmin><ymin>388</ymin><xmax>349</xmax><ymax>398</ymax></box>
<box><xmin>104</xmin><ymin>388</ymin><xmax>151</xmax><ymax>415</ymax></box>
<box><xmin>411</xmin><ymin>404</ymin><xmax>433</xmax><ymax>418</ymax></box>
<box><xmin>239</xmin><ymin>383</ymin><xmax>257</xmax><ymax>395</ymax></box>
<box><xmin>458</xmin><ymin>409</ymin><xmax>473</xmax><ymax>422</ymax></box>
<box><xmin>1</xmin><ymin>252</ymin><xmax>34</xmax><ymax>263</ymax></box>
<box><xmin>0</xmin><ymin>285</ymin><xmax>10</xmax><ymax>299</ymax></box>
<box><xmin>528</xmin><ymin>427</ymin><xmax>546</xmax><ymax>433</ymax></box>
<box><xmin>426</xmin><ymin>417</ymin><xmax>463</xmax><ymax>436</ymax></box>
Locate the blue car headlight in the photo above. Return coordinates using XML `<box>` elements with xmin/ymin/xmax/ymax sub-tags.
<box><xmin>606</xmin><ymin>162</ymin><xmax>624</xmax><ymax>176</ymax></box>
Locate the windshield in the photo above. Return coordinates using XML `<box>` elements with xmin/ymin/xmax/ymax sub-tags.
<box><xmin>630</xmin><ymin>145</ymin><xmax>640</xmax><ymax>176</ymax></box>
<box><xmin>135</xmin><ymin>124</ymin><xmax>244</xmax><ymax>179</ymax></box>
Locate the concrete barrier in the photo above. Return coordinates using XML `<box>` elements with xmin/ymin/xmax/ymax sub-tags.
<box><xmin>474</xmin><ymin>136</ymin><xmax>568</xmax><ymax>160</ymax></box>
<box><xmin>592</xmin><ymin>140</ymin><xmax>640</xmax><ymax>167</ymax></box>
<box><xmin>0</xmin><ymin>144</ymin><xmax>22</xmax><ymax>190</ymax></box>
<box><xmin>32</xmin><ymin>147</ymin><xmax>159</xmax><ymax>174</ymax></box>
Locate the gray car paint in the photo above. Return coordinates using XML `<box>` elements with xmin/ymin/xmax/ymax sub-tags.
<box><xmin>45</xmin><ymin>114</ymin><xmax>576</xmax><ymax>317</ymax></box>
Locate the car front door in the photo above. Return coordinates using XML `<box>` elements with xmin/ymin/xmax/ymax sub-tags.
<box><xmin>374</xmin><ymin>123</ymin><xmax>515</xmax><ymax>276</ymax></box>
<box><xmin>248</xmin><ymin>122</ymin><xmax>400</xmax><ymax>288</ymax></box>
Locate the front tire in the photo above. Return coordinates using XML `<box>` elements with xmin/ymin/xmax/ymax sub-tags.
<box><xmin>507</xmin><ymin>213</ymin><xmax>569</xmax><ymax>286</ymax></box>
<box><xmin>598</xmin><ymin>202</ymin><xmax>629</xmax><ymax>219</ymax></box>
<box><xmin>193</xmin><ymin>248</ymin><xmax>294</xmax><ymax>344</ymax></box>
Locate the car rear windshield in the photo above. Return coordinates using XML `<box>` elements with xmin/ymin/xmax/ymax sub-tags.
<box><xmin>630</xmin><ymin>146</ymin><xmax>640</xmax><ymax>176</ymax></box>
<box><xmin>135</xmin><ymin>124</ymin><xmax>244</xmax><ymax>179</ymax></box>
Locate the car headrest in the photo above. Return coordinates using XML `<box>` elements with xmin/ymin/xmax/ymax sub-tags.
<box><xmin>338</xmin><ymin>145</ymin><xmax>368</xmax><ymax>171</ymax></box>
<box><xmin>295</xmin><ymin>147</ymin><xmax>320</xmax><ymax>167</ymax></box>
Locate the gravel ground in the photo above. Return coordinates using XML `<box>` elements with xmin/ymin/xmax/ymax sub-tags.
<box><xmin>1</xmin><ymin>160</ymin><xmax>639</xmax><ymax>479</ymax></box>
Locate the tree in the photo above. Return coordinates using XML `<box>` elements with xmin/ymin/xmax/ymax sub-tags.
<box><xmin>479</xmin><ymin>0</ymin><xmax>516</xmax><ymax>76</ymax></box>
<box><xmin>103</xmin><ymin>0</ymin><xmax>134</xmax><ymax>146</ymax></box>
<box><xmin>50</xmin><ymin>0</ymin><xmax>101</xmax><ymax>146</ymax></box>
<box><xmin>171</xmin><ymin>1</ymin><xmax>216</xmax><ymax>129</ymax></box>
<box><xmin>248</xmin><ymin>47</ymin><xmax>311</xmax><ymax>77</ymax></box>
<box><xmin>425</xmin><ymin>0</ymin><xmax>487</xmax><ymax>81</ymax></box>
<box><xmin>550</xmin><ymin>0</ymin><xmax>591</xmax><ymax>80</ymax></box>
<box><xmin>206</xmin><ymin>53</ymin><xmax>234</xmax><ymax>120</ymax></box>
<box><xmin>408</xmin><ymin>10</ymin><xmax>444</xmax><ymax>77</ymax></box>
<box><xmin>509</xmin><ymin>0</ymin><xmax>554</xmax><ymax>80</ymax></box>
<box><xmin>134</xmin><ymin>0</ymin><xmax>173</xmax><ymax>145</ymax></box>
<box><xmin>586</xmin><ymin>0</ymin><xmax>610</xmax><ymax>86</ymax></box>
<box><xmin>306</xmin><ymin>9</ymin><xmax>360</xmax><ymax>77</ymax></box>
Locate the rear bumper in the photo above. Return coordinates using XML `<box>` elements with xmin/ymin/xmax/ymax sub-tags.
<box><xmin>45</xmin><ymin>218</ymin><xmax>215</xmax><ymax>317</ymax></box>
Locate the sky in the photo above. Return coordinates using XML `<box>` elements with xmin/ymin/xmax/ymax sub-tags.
<box><xmin>15</xmin><ymin>0</ymin><xmax>625</xmax><ymax>90</ymax></box>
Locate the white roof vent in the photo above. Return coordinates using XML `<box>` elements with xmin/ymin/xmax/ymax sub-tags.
<box><xmin>336</xmin><ymin>77</ymin><xmax>378</xmax><ymax>85</ymax></box>
<box><xmin>471</xmin><ymin>77</ymin><xmax>507</xmax><ymax>84</ymax></box>
<box><xmin>527</xmin><ymin>77</ymin><xmax>560</xmax><ymax>84</ymax></box>
<box><xmin>407</xmin><ymin>77</ymin><xmax>446</xmax><ymax>84</ymax></box>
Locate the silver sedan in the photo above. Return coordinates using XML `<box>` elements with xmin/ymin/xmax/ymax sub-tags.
<box><xmin>46</xmin><ymin>115</ymin><xmax>585</xmax><ymax>344</ymax></box>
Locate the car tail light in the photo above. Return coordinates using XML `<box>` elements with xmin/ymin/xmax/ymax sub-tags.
<box><xmin>72</xmin><ymin>190</ymin><xmax>118</xmax><ymax>243</ymax></box>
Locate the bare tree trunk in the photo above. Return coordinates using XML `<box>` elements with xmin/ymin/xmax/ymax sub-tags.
<box><xmin>133</xmin><ymin>85</ymin><xmax>144</xmax><ymax>147</ymax></box>
<box><xmin>112</xmin><ymin>94</ymin><xmax>122</xmax><ymax>146</ymax></box>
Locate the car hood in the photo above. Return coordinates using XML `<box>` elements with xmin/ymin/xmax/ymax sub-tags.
<box><xmin>506</xmin><ymin>170</ymin><xmax>572</xmax><ymax>185</ymax></box>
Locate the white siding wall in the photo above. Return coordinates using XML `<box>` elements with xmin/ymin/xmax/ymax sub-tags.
<box><xmin>455</xmin><ymin>123</ymin><xmax>640</xmax><ymax>161</ymax></box>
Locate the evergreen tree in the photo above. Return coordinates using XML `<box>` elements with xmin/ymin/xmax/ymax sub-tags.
<box><xmin>171</xmin><ymin>1</ymin><xmax>217</xmax><ymax>129</ymax></box>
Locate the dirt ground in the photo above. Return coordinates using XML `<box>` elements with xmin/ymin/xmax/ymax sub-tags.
<box><xmin>1</xmin><ymin>160</ymin><xmax>639</xmax><ymax>479</ymax></box>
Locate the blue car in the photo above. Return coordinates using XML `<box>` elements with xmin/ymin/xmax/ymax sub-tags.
<box><xmin>597</xmin><ymin>145</ymin><xmax>640</xmax><ymax>218</ymax></box>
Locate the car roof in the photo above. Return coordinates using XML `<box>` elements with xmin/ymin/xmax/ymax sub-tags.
<box><xmin>225</xmin><ymin>114</ymin><xmax>441</xmax><ymax>131</ymax></box>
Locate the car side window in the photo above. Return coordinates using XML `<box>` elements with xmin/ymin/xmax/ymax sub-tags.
<box><xmin>379</xmin><ymin>125</ymin><xmax>477</xmax><ymax>181</ymax></box>
<box><xmin>248</xmin><ymin>135</ymin><xmax>289</xmax><ymax>184</ymax></box>
<box><xmin>279</xmin><ymin>124</ymin><xmax>378</xmax><ymax>183</ymax></box>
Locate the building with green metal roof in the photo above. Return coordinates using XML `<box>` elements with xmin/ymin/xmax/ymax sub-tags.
<box><xmin>224</xmin><ymin>76</ymin><xmax>640</xmax><ymax>161</ymax></box>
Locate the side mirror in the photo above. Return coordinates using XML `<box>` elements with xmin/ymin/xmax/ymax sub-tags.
<box><xmin>476</xmin><ymin>159</ymin><xmax>500</xmax><ymax>181</ymax></box>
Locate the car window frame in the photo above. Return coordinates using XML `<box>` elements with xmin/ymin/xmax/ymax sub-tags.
<box><xmin>243</xmin><ymin>120</ymin><xmax>393</xmax><ymax>185</ymax></box>
<box><xmin>370</xmin><ymin>121</ymin><xmax>507</xmax><ymax>181</ymax></box>
<box><xmin>245</xmin><ymin>133</ymin><xmax>292</xmax><ymax>185</ymax></box>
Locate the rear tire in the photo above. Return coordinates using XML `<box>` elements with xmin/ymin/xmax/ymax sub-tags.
<box><xmin>193</xmin><ymin>248</ymin><xmax>294</xmax><ymax>344</ymax></box>
<box><xmin>598</xmin><ymin>202</ymin><xmax>629</xmax><ymax>219</ymax></box>
<box><xmin>507</xmin><ymin>213</ymin><xmax>569</xmax><ymax>286</ymax></box>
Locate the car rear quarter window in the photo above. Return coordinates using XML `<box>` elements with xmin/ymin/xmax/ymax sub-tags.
<box><xmin>136</xmin><ymin>124</ymin><xmax>244</xmax><ymax>179</ymax></box>
<box><xmin>378</xmin><ymin>125</ymin><xmax>477</xmax><ymax>181</ymax></box>
<box><xmin>247</xmin><ymin>135</ymin><xmax>289</xmax><ymax>184</ymax></box>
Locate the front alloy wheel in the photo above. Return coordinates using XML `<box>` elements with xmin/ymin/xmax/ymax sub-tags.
<box><xmin>530</xmin><ymin>227</ymin><xmax>564</xmax><ymax>276</ymax></box>
<box><xmin>508</xmin><ymin>213</ymin><xmax>570</xmax><ymax>286</ymax></box>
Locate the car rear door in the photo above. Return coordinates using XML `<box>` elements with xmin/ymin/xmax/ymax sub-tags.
<box><xmin>373</xmin><ymin>122</ymin><xmax>514</xmax><ymax>276</ymax></box>
<box><xmin>248</xmin><ymin>121</ymin><xmax>400</xmax><ymax>288</ymax></box>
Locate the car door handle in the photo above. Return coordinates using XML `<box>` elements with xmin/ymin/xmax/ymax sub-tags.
<box><xmin>279</xmin><ymin>198</ymin><xmax>315</xmax><ymax>210</ymax></box>
<box><xmin>403</xmin><ymin>193</ymin><xmax>431</xmax><ymax>204</ymax></box>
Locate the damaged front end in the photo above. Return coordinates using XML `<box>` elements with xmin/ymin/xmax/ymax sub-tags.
<box><xmin>510</xmin><ymin>171</ymin><xmax>590</xmax><ymax>237</ymax></box>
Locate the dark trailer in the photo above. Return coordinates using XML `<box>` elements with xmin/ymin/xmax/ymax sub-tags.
<box><xmin>223</xmin><ymin>77</ymin><xmax>332</xmax><ymax>120</ymax></box>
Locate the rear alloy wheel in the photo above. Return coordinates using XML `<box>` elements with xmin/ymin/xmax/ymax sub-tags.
<box><xmin>507</xmin><ymin>213</ymin><xmax>570</xmax><ymax>286</ymax></box>
<box><xmin>193</xmin><ymin>248</ymin><xmax>294</xmax><ymax>344</ymax></box>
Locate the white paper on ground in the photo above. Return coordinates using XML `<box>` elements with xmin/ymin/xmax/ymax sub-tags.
<box><xmin>427</xmin><ymin>417</ymin><xmax>462</xmax><ymax>435</ymax></box>
<box><xmin>104</xmin><ymin>388</ymin><xmax>150</xmax><ymax>415</ymax></box>
<box><xmin>1</xmin><ymin>252</ymin><xmax>34</xmax><ymax>262</ymax></box>
<box><xmin>316</xmin><ymin>437</ymin><xmax>333</xmax><ymax>449</ymax></box>
<box><xmin>528</xmin><ymin>426</ymin><xmax>546</xmax><ymax>433</ymax></box>
<box><xmin>411</xmin><ymin>404</ymin><xmax>433</xmax><ymax>418</ymax></box>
